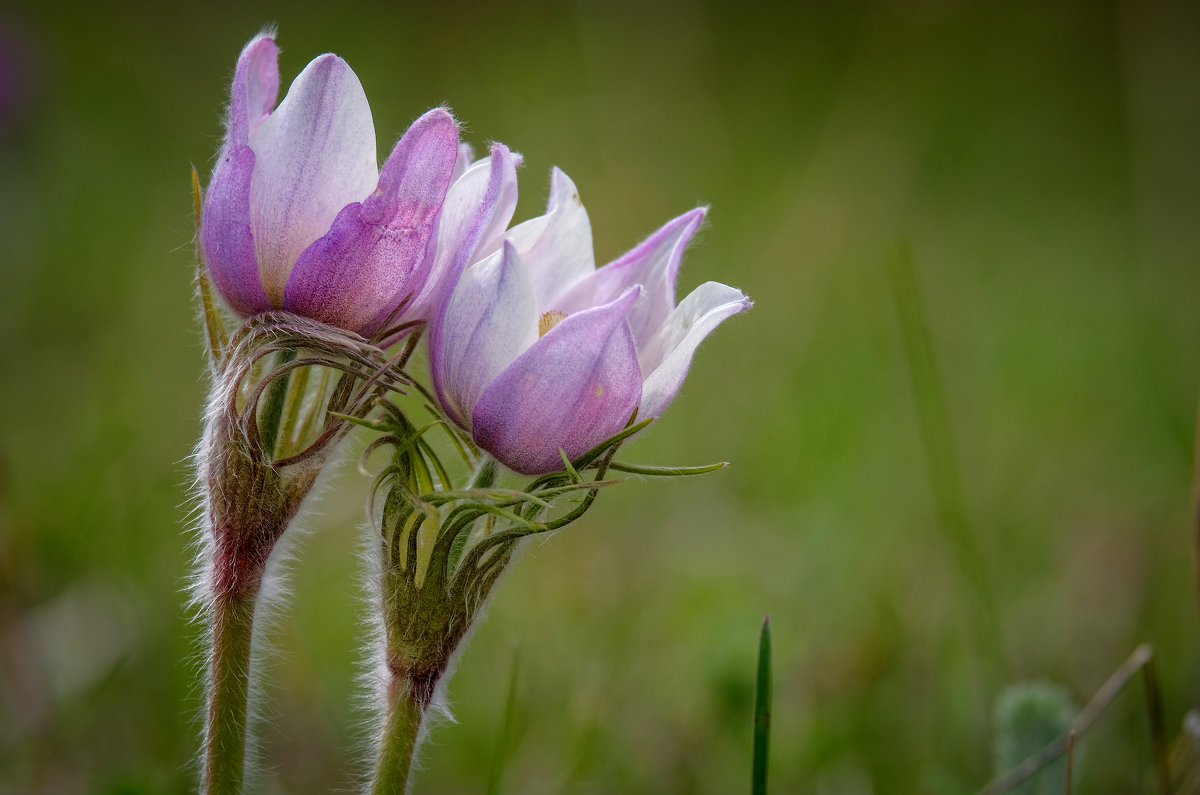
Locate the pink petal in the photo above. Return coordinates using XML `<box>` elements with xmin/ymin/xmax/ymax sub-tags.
<box><xmin>552</xmin><ymin>208</ymin><xmax>706</xmax><ymax>346</ymax></box>
<box><xmin>202</xmin><ymin>147</ymin><xmax>270</xmax><ymax>315</ymax></box>
<box><xmin>472</xmin><ymin>287</ymin><xmax>643</xmax><ymax>475</ymax></box>
<box><xmin>248</xmin><ymin>53</ymin><xmax>379</xmax><ymax>306</ymax></box>
<box><xmin>200</xmin><ymin>35</ymin><xmax>280</xmax><ymax>316</ymax></box>
<box><xmin>431</xmin><ymin>242</ymin><xmax>539</xmax><ymax>429</ymax></box>
<box><xmin>229</xmin><ymin>34</ymin><xmax>280</xmax><ymax>145</ymax></box>
<box><xmin>638</xmin><ymin>282</ymin><xmax>752</xmax><ymax>418</ymax></box>
<box><xmin>283</xmin><ymin>108</ymin><xmax>459</xmax><ymax>335</ymax></box>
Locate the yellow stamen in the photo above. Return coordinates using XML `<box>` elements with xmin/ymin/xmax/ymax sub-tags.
<box><xmin>539</xmin><ymin>310</ymin><xmax>567</xmax><ymax>337</ymax></box>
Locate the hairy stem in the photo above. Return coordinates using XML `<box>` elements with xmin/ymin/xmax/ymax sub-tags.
<box><xmin>203</xmin><ymin>586</ymin><xmax>259</xmax><ymax>795</ymax></box>
<box><xmin>371</xmin><ymin>673</ymin><xmax>429</xmax><ymax>795</ymax></box>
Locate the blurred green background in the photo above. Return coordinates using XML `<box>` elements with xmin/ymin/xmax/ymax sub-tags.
<box><xmin>2</xmin><ymin>0</ymin><xmax>1200</xmax><ymax>792</ymax></box>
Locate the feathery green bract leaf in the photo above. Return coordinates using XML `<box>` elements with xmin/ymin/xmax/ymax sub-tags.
<box><xmin>258</xmin><ymin>348</ymin><xmax>297</xmax><ymax>460</ymax></box>
<box><xmin>471</xmin><ymin>458</ymin><xmax>499</xmax><ymax>490</ymax></box>
<box><xmin>329</xmin><ymin>412</ymin><xmax>397</xmax><ymax>432</ymax></box>
<box><xmin>418</xmin><ymin>489</ymin><xmax>554</xmax><ymax>509</ymax></box>
<box><xmin>464</xmin><ymin>504</ymin><xmax>545</xmax><ymax>533</ymax></box>
<box><xmin>277</xmin><ymin>359</ymin><xmax>313</xmax><ymax>453</ymax></box>
<box><xmin>571</xmin><ymin>416</ymin><xmax>653</xmax><ymax>471</ymax></box>
<box><xmin>418</xmin><ymin>436</ymin><xmax>453</xmax><ymax>490</ymax></box>
<box><xmin>752</xmin><ymin>615</ymin><xmax>772</xmax><ymax>795</ymax></box>
<box><xmin>559</xmin><ymin>448</ymin><xmax>583</xmax><ymax>483</ymax></box>
<box><xmin>609</xmin><ymin>461</ymin><xmax>728</xmax><ymax>477</ymax></box>
<box><xmin>529</xmin><ymin>480</ymin><xmax>625</xmax><ymax>500</ymax></box>
<box><xmin>424</xmin><ymin>403</ymin><xmax>476</xmax><ymax>467</ymax></box>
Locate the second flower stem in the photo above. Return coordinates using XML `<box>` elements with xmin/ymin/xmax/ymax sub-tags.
<box><xmin>371</xmin><ymin>673</ymin><xmax>427</xmax><ymax>795</ymax></box>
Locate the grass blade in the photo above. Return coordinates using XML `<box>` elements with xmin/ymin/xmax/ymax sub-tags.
<box><xmin>752</xmin><ymin>615</ymin><xmax>772</xmax><ymax>795</ymax></box>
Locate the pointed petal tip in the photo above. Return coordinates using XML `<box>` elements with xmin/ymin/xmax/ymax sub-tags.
<box><xmin>664</xmin><ymin>206</ymin><xmax>707</xmax><ymax>240</ymax></box>
<box><xmin>548</xmin><ymin>167</ymin><xmax>581</xmax><ymax>201</ymax></box>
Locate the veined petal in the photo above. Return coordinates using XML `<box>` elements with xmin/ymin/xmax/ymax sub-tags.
<box><xmin>553</xmin><ymin>208</ymin><xmax>706</xmax><ymax>346</ymax></box>
<box><xmin>201</xmin><ymin>34</ymin><xmax>280</xmax><ymax>317</ymax></box>
<box><xmin>638</xmin><ymin>282</ymin><xmax>752</xmax><ymax>418</ymax></box>
<box><xmin>202</xmin><ymin>147</ymin><xmax>270</xmax><ymax>315</ymax></box>
<box><xmin>412</xmin><ymin>142</ymin><xmax>519</xmax><ymax>319</ymax></box>
<box><xmin>472</xmin><ymin>287</ymin><xmax>643</xmax><ymax>475</ymax></box>
<box><xmin>505</xmin><ymin>168</ymin><xmax>595</xmax><ymax>309</ymax></box>
<box><xmin>283</xmin><ymin>108</ymin><xmax>459</xmax><ymax>335</ymax></box>
<box><xmin>249</xmin><ymin>53</ymin><xmax>379</xmax><ymax>307</ymax></box>
<box><xmin>431</xmin><ymin>242</ymin><xmax>539</xmax><ymax>429</ymax></box>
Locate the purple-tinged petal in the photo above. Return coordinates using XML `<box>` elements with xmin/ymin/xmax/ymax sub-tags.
<box><xmin>505</xmin><ymin>168</ymin><xmax>595</xmax><ymax>309</ymax></box>
<box><xmin>202</xmin><ymin>146</ymin><xmax>270</xmax><ymax>315</ymax></box>
<box><xmin>249</xmin><ymin>53</ymin><xmax>379</xmax><ymax>306</ymax></box>
<box><xmin>200</xmin><ymin>35</ymin><xmax>281</xmax><ymax>317</ymax></box>
<box><xmin>413</xmin><ymin>142</ymin><xmax>519</xmax><ymax>320</ymax></box>
<box><xmin>431</xmin><ymin>242</ymin><xmax>539</xmax><ymax>429</ymax></box>
<box><xmin>472</xmin><ymin>287</ymin><xmax>643</xmax><ymax>475</ymax></box>
<box><xmin>553</xmin><ymin>208</ymin><xmax>706</xmax><ymax>346</ymax></box>
<box><xmin>228</xmin><ymin>34</ymin><xmax>279</xmax><ymax>145</ymax></box>
<box><xmin>638</xmin><ymin>282</ymin><xmax>751</xmax><ymax>418</ymax></box>
<box><xmin>450</xmin><ymin>142</ymin><xmax>475</xmax><ymax>182</ymax></box>
<box><xmin>284</xmin><ymin>108</ymin><xmax>460</xmax><ymax>335</ymax></box>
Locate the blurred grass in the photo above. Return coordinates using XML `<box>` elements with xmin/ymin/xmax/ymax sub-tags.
<box><xmin>1</xmin><ymin>0</ymin><xmax>1199</xmax><ymax>792</ymax></box>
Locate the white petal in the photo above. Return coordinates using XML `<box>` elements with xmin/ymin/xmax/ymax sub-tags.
<box><xmin>504</xmin><ymin>168</ymin><xmax>595</xmax><ymax>309</ymax></box>
<box><xmin>639</xmin><ymin>282</ymin><xmax>752</xmax><ymax>418</ymax></box>
<box><xmin>430</xmin><ymin>243</ymin><xmax>539</xmax><ymax>428</ymax></box>
<box><xmin>451</xmin><ymin>142</ymin><xmax>476</xmax><ymax>182</ymax></box>
<box><xmin>410</xmin><ymin>144</ymin><xmax>520</xmax><ymax>320</ymax></box>
<box><xmin>248</xmin><ymin>54</ymin><xmax>379</xmax><ymax>306</ymax></box>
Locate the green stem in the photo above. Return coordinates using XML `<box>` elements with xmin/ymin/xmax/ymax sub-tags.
<box><xmin>203</xmin><ymin>588</ymin><xmax>259</xmax><ymax>795</ymax></box>
<box><xmin>372</xmin><ymin>675</ymin><xmax>426</xmax><ymax>795</ymax></box>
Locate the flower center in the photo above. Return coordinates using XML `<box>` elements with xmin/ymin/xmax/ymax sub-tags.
<box><xmin>538</xmin><ymin>310</ymin><xmax>567</xmax><ymax>337</ymax></box>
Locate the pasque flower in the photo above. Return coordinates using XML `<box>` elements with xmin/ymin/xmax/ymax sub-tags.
<box><xmin>201</xmin><ymin>34</ymin><xmax>503</xmax><ymax>337</ymax></box>
<box><xmin>430</xmin><ymin>169</ymin><xmax>752</xmax><ymax>474</ymax></box>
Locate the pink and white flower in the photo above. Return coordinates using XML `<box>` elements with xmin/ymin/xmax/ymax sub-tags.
<box><xmin>201</xmin><ymin>35</ymin><xmax>516</xmax><ymax>337</ymax></box>
<box><xmin>430</xmin><ymin>169</ymin><xmax>752</xmax><ymax>474</ymax></box>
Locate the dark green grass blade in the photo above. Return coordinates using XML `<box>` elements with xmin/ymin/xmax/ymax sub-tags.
<box><xmin>752</xmin><ymin>615</ymin><xmax>772</xmax><ymax>795</ymax></box>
